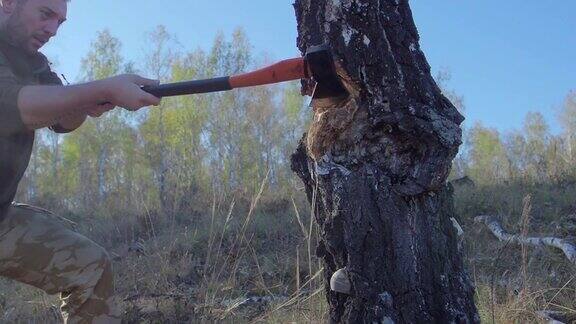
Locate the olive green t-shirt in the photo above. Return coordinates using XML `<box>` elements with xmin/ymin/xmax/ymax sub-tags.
<box><xmin>0</xmin><ymin>37</ymin><xmax>68</xmax><ymax>218</ymax></box>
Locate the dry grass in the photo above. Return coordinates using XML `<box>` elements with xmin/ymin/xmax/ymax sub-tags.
<box><xmin>459</xmin><ymin>181</ymin><xmax>576</xmax><ymax>324</ymax></box>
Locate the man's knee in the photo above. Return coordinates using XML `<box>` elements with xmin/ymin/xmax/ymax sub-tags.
<box><xmin>59</xmin><ymin>239</ymin><xmax>118</xmax><ymax>320</ymax></box>
<box><xmin>0</xmin><ymin>206</ymin><xmax>114</xmax><ymax>295</ymax></box>
<box><xmin>64</xmin><ymin>238</ymin><xmax>114</xmax><ymax>294</ymax></box>
<box><xmin>92</xmin><ymin>247</ymin><xmax>115</xmax><ymax>298</ymax></box>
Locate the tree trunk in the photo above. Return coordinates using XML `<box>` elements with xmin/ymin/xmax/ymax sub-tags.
<box><xmin>97</xmin><ymin>145</ymin><xmax>108</xmax><ymax>202</ymax></box>
<box><xmin>291</xmin><ymin>0</ymin><xmax>479</xmax><ymax>323</ymax></box>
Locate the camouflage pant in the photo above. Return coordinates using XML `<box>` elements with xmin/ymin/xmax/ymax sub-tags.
<box><xmin>0</xmin><ymin>203</ymin><xmax>121</xmax><ymax>323</ymax></box>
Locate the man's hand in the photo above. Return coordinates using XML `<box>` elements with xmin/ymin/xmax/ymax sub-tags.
<box><xmin>101</xmin><ymin>74</ymin><xmax>161</xmax><ymax>111</ymax></box>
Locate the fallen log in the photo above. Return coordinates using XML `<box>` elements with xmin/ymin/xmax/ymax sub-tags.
<box><xmin>474</xmin><ymin>216</ymin><xmax>576</xmax><ymax>265</ymax></box>
<box><xmin>536</xmin><ymin>310</ymin><xmax>576</xmax><ymax>324</ymax></box>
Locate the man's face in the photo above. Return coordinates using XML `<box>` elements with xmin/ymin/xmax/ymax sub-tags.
<box><xmin>3</xmin><ymin>0</ymin><xmax>67</xmax><ymax>54</ymax></box>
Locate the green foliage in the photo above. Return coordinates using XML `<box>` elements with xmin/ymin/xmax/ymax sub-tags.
<box><xmin>459</xmin><ymin>101</ymin><xmax>576</xmax><ymax>185</ymax></box>
<box><xmin>79</xmin><ymin>29</ymin><xmax>122</xmax><ymax>82</ymax></box>
<box><xmin>466</xmin><ymin>122</ymin><xmax>510</xmax><ymax>183</ymax></box>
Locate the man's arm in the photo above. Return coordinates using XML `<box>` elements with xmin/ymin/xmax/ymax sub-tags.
<box><xmin>18</xmin><ymin>74</ymin><xmax>160</xmax><ymax>130</ymax></box>
<box><xmin>38</xmin><ymin>68</ymin><xmax>115</xmax><ymax>133</ymax></box>
<box><xmin>19</xmin><ymin>81</ymin><xmax>108</xmax><ymax>129</ymax></box>
<box><xmin>37</xmin><ymin>66</ymin><xmax>89</xmax><ymax>133</ymax></box>
<box><xmin>50</xmin><ymin>112</ymin><xmax>87</xmax><ymax>133</ymax></box>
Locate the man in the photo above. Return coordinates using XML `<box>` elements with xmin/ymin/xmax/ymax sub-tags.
<box><xmin>0</xmin><ymin>0</ymin><xmax>161</xmax><ymax>322</ymax></box>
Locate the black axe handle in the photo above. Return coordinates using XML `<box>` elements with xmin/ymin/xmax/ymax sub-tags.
<box><xmin>141</xmin><ymin>58</ymin><xmax>307</xmax><ymax>98</ymax></box>
<box><xmin>141</xmin><ymin>77</ymin><xmax>232</xmax><ymax>97</ymax></box>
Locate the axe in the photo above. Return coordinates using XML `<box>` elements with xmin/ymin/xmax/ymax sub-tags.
<box><xmin>141</xmin><ymin>44</ymin><xmax>348</xmax><ymax>103</ymax></box>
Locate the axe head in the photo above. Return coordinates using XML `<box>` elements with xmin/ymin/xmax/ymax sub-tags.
<box><xmin>305</xmin><ymin>44</ymin><xmax>349</xmax><ymax>106</ymax></box>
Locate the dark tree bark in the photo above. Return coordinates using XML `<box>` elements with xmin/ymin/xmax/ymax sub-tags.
<box><xmin>290</xmin><ymin>0</ymin><xmax>480</xmax><ymax>323</ymax></box>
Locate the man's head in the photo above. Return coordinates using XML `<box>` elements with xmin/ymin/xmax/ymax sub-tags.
<box><xmin>0</xmin><ymin>0</ymin><xmax>67</xmax><ymax>54</ymax></box>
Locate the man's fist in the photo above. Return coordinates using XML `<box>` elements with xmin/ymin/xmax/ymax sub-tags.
<box><xmin>101</xmin><ymin>74</ymin><xmax>161</xmax><ymax>111</ymax></box>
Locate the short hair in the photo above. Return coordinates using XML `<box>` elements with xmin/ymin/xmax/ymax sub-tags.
<box><xmin>15</xmin><ymin>0</ymin><xmax>71</xmax><ymax>13</ymax></box>
<box><xmin>17</xmin><ymin>0</ymin><xmax>71</xmax><ymax>6</ymax></box>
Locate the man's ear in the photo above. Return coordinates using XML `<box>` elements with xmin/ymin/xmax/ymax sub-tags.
<box><xmin>1</xmin><ymin>0</ymin><xmax>18</xmax><ymax>15</ymax></box>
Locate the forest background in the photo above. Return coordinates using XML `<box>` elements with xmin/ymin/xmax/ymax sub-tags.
<box><xmin>1</xmin><ymin>1</ymin><xmax>575</xmax><ymax>322</ymax></box>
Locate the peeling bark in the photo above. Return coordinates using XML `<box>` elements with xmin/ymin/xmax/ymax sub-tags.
<box><xmin>291</xmin><ymin>0</ymin><xmax>479</xmax><ymax>322</ymax></box>
<box><xmin>476</xmin><ymin>216</ymin><xmax>576</xmax><ymax>265</ymax></box>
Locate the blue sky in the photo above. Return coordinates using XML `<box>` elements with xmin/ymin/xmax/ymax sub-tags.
<box><xmin>43</xmin><ymin>1</ymin><xmax>576</xmax><ymax>134</ymax></box>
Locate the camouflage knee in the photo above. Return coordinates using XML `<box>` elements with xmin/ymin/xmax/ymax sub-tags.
<box><xmin>0</xmin><ymin>204</ymin><xmax>121</xmax><ymax>323</ymax></box>
<box><xmin>60</xmin><ymin>244</ymin><xmax>121</xmax><ymax>323</ymax></box>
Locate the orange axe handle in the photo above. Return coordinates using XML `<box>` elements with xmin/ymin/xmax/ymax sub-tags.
<box><xmin>229</xmin><ymin>57</ymin><xmax>308</xmax><ymax>88</ymax></box>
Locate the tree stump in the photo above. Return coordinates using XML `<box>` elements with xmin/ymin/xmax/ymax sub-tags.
<box><xmin>291</xmin><ymin>0</ymin><xmax>480</xmax><ymax>322</ymax></box>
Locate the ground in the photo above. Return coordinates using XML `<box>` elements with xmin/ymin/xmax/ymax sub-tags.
<box><xmin>1</xmin><ymin>181</ymin><xmax>575</xmax><ymax>323</ymax></box>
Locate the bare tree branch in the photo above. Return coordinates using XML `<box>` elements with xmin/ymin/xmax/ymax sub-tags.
<box><xmin>475</xmin><ymin>215</ymin><xmax>576</xmax><ymax>265</ymax></box>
